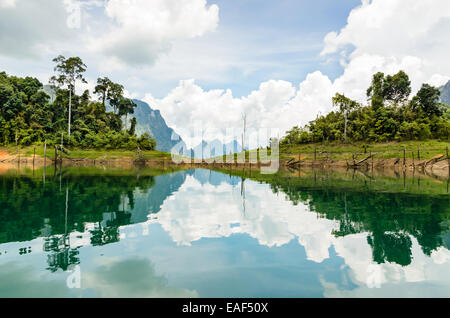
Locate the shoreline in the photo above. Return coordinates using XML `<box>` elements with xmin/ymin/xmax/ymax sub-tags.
<box><xmin>1</xmin><ymin>145</ymin><xmax>449</xmax><ymax>178</ymax></box>
<box><xmin>1</xmin><ymin>155</ymin><xmax>449</xmax><ymax>179</ymax></box>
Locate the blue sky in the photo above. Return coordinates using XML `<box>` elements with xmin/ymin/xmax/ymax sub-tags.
<box><xmin>0</xmin><ymin>0</ymin><xmax>449</xmax><ymax>142</ymax></box>
<box><xmin>0</xmin><ymin>0</ymin><xmax>358</xmax><ymax>97</ymax></box>
<box><xmin>194</xmin><ymin>0</ymin><xmax>361</xmax><ymax>97</ymax></box>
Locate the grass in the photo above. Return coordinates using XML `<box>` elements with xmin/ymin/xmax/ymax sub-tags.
<box><xmin>279</xmin><ymin>139</ymin><xmax>450</xmax><ymax>160</ymax></box>
<box><xmin>3</xmin><ymin>139</ymin><xmax>449</xmax><ymax>162</ymax></box>
<box><xmin>209</xmin><ymin>140</ymin><xmax>449</xmax><ymax>163</ymax></box>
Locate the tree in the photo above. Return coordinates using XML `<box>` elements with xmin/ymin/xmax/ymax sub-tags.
<box><xmin>50</xmin><ymin>55</ymin><xmax>87</xmax><ymax>137</ymax></box>
<box><xmin>332</xmin><ymin>93</ymin><xmax>359</xmax><ymax>143</ymax></box>
<box><xmin>138</xmin><ymin>133</ymin><xmax>156</xmax><ymax>150</ymax></box>
<box><xmin>128</xmin><ymin>117</ymin><xmax>137</xmax><ymax>135</ymax></box>
<box><xmin>0</xmin><ymin>81</ymin><xmax>25</xmax><ymax>123</ymax></box>
<box><xmin>0</xmin><ymin>67</ymin><xmax>155</xmax><ymax>150</ymax></box>
<box><xmin>118</xmin><ymin>98</ymin><xmax>137</xmax><ymax>130</ymax></box>
<box><xmin>367</xmin><ymin>71</ymin><xmax>411</xmax><ymax>109</ymax></box>
<box><xmin>107</xmin><ymin>82</ymin><xmax>124</xmax><ymax>114</ymax></box>
<box><xmin>94</xmin><ymin>77</ymin><xmax>112</xmax><ymax>107</ymax></box>
<box><xmin>367</xmin><ymin>72</ymin><xmax>385</xmax><ymax>110</ymax></box>
<box><xmin>0</xmin><ymin>81</ymin><xmax>15</xmax><ymax>120</ymax></box>
<box><xmin>412</xmin><ymin>84</ymin><xmax>442</xmax><ymax>117</ymax></box>
<box><xmin>383</xmin><ymin>71</ymin><xmax>411</xmax><ymax>105</ymax></box>
<box><xmin>9</xmin><ymin>76</ymin><xmax>43</xmax><ymax>103</ymax></box>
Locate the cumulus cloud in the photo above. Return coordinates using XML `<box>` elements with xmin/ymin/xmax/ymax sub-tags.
<box><xmin>0</xmin><ymin>0</ymin><xmax>77</xmax><ymax>58</ymax></box>
<box><xmin>2</xmin><ymin>0</ymin><xmax>449</xmax><ymax>143</ymax></box>
<box><xmin>143</xmin><ymin>0</ymin><xmax>450</xmax><ymax>143</ymax></box>
<box><xmin>0</xmin><ymin>0</ymin><xmax>218</xmax><ymax>67</ymax></box>
<box><xmin>321</xmin><ymin>0</ymin><xmax>450</xmax><ymax>58</ymax></box>
<box><xmin>143</xmin><ymin>74</ymin><xmax>335</xmax><ymax>146</ymax></box>
<box><xmin>322</xmin><ymin>0</ymin><xmax>450</xmax><ymax>89</ymax></box>
<box><xmin>0</xmin><ymin>0</ymin><xmax>16</xmax><ymax>8</ymax></box>
<box><xmin>92</xmin><ymin>0</ymin><xmax>219</xmax><ymax>69</ymax></box>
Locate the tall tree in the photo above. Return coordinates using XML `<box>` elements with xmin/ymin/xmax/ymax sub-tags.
<box><xmin>107</xmin><ymin>82</ymin><xmax>124</xmax><ymax>114</ymax></box>
<box><xmin>383</xmin><ymin>71</ymin><xmax>411</xmax><ymax>105</ymax></box>
<box><xmin>367</xmin><ymin>71</ymin><xmax>411</xmax><ymax>108</ymax></box>
<box><xmin>94</xmin><ymin>77</ymin><xmax>111</xmax><ymax>107</ymax></box>
<box><xmin>367</xmin><ymin>72</ymin><xmax>385</xmax><ymax>111</ymax></box>
<box><xmin>118</xmin><ymin>98</ymin><xmax>137</xmax><ymax>130</ymax></box>
<box><xmin>412</xmin><ymin>84</ymin><xmax>442</xmax><ymax>117</ymax></box>
<box><xmin>332</xmin><ymin>93</ymin><xmax>359</xmax><ymax>143</ymax></box>
<box><xmin>128</xmin><ymin>117</ymin><xmax>137</xmax><ymax>135</ymax></box>
<box><xmin>50</xmin><ymin>55</ymin><xmax>87</xmax><ymax>137</ymax></box>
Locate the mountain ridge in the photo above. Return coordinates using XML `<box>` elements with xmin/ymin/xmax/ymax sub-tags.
<box><xmin>439</xmin><ymin>80</ymin><xmax>450</xmax><ymax>105</ymax></box>
<box><xmin>131</xmin><ymin>99</ymin><xmax>185</xmax><ymax>153</ymax></box>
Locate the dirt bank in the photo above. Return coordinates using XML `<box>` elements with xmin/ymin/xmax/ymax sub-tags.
<box><xmin>282</xmin><ymin>156</ymin><xmax>450</xmax><ymax>178</ymax></box>
<box><xmin>1</xmin><ymin>149</ymin><xmax>449</xmax><ymax>178</ymax></box>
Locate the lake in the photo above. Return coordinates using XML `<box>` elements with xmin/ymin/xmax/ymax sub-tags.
<box><xmin>0</xmin><ymin>165</ymin><xmax>449</xmax><ymax>298</ymax></box>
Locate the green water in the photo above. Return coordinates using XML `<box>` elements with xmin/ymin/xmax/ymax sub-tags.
<box><xmin>0</xmin><ymin>166</ymin><xmax>449</xmax><ymax>297</ymax></box>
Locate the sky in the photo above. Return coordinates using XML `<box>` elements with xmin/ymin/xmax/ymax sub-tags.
<box><xmin>1</xmin><ymin>0</ymin><xmax>450</xmax><ymax>145</ymax></box>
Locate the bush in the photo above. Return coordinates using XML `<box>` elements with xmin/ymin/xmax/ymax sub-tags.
<box><xmin>433</xmin><ymin>120</ymin><xmax>450</xmax><ymax>141</ymax></box>
<box><xmin>138</xmin><ymin>133</ymin><xmax>156</xmax><ymax>150</ymax></box>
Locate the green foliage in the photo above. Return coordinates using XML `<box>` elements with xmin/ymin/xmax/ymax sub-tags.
<box><xmin>118</xmin><ymin>98</ymin><xmax>137</xmax><ymax>117</ymax></box>
<box><xmin>332</xmin><ymin>93</ymin><xmax>359</xmax><ymax>113</ymax></box>
<box><xmin>383</xmin><ymin>70</ymin><xmax>412</xmax><ymax>104</ymax></box>
<box><xmin>49</xmin><ymin>55</ymin><xmax>87</xmax><ymax>91</ymax></box>
<box><xmin>129</xmin><ymin>117</ymin><xmax>137</xmax><ymax>135</ymax></box>
<box><xmin>281</xmin><ymin>70</ymin><xmax>450</xmax><ymax>146</ymax></box>
<box><xmin>94</xmin><ymin>77</ymin><xmax>112</xmax><ymax>107</ymax></box>
<box><xmin>283</xmin><ymin>126</ymin><xmax>311</xmax><ymax>144</ymax></box>
<box><xmin>440</xmin><ymin>103</ymin><xmax>450</xmax><ymax>120</ymax></box>
<box><xmin>107</xmin><ymin>82</ymin><xmax>125</xmax><ymax>114</ymax></box>
<box><xmin>411</xmin><ymin>84</ymin><xmax>442</xmax><ymax>117</ymax></box>
<box><xmin>138</xmin><ymin>132</ymin><xmax>157</xmax><ymax>150</ymax></box>
<box><xmin>0</xmin><ymin>63</ymin><xmax>157</xmax><ymax>150</ymax></box>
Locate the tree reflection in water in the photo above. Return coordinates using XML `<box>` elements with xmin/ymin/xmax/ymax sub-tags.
<box><xmin>0</xmin><ymin>167</ymin><xmax>448</xmax><ymax>270</ymax></box>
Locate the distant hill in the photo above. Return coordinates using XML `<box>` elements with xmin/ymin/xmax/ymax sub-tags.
<box><xmin>190</xmin><ymin>139</ymin><xmax>242</xmax><ymax>159</ymax></box>
<box><xmin>132</xmin><ymin>100</ymin><xmax>244</xmax><ymax>157</ymax></box>
<box><xmin>131</xmin><ymin>99</ymin><xmax>185</xmax><ymax>153</ymax></box>
<box><xmin>440</xmin><ymin>80</ymin><xmax>450</xmax><ymax>105</ymax></box>
<box><xmin>42</xmin><ymin>85</ymin><xmax>56</xmax><ymax>103</ymax></box>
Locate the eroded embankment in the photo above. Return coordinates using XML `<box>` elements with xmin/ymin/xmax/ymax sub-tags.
<box><xmin>1</xmin><ymin>150</ymin><xmax>449</xmax><ymax>178</ymax></box>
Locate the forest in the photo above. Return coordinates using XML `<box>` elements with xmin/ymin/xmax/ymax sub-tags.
<box><xmin>0</xmin><ymin>56</ymin><xmax>156</xmax><ymax>150</ymax></box>
<box><xmin>281</xmin><ymin>71</ymin><xmax>450</xmax><ymax>146</ymax></box>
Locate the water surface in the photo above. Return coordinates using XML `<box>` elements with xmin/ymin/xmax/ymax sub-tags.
<box><xmin>0</xmin><ymin>166</ymin><xmax>449</xmax><ymax>297</ymax></box>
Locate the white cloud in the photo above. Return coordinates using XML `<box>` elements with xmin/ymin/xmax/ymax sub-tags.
<box><xmin>142</xmin><ymin>0</ymin><xmax>450</xmax><ymax>143</ymax></box>
<box><xmin>0</xmin><ymin>0</ymin><xmax>77</xmax><ymax>58</ymax></box>
<box><xmin>142</xmin><ymin>72</ymin><xmax>336</xmax><ymax>144</ymax></box>
<box><xmin>0</xmin><ymin>0</ymin><xmax>16</xmax><ymax>8</ymax></box>
<box><xmin>289</xmin><ymin>71</ymin><xmax>334</xmax><ymax>122</ymax></box>
<box><xmin>321</xmin><ymin>0</ymin><xmax>450</xmax><ymax>58</ymax></box>
<box><xmin>143</xmin><ymin>78</ymin><xmax>325</xmax><ymax>145</ymax></box>
<box><xmin>2</xmin><ymin>0</ymin><xmax>449</xmax><ymax>143</ymax></box>
<box><xmin>0</xmin><ymin>0</ymin><xmax>219</xmax><ymax>70</ymax></box>
<box><xmin>92</xmin><ymin>0</ymin><xmax>219</xmax><ymax>68</ymax></box>
<box><xmin>322</xmin><ymin>0</ymin><xmax>450</xmax><ymax>89</ymax></box>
